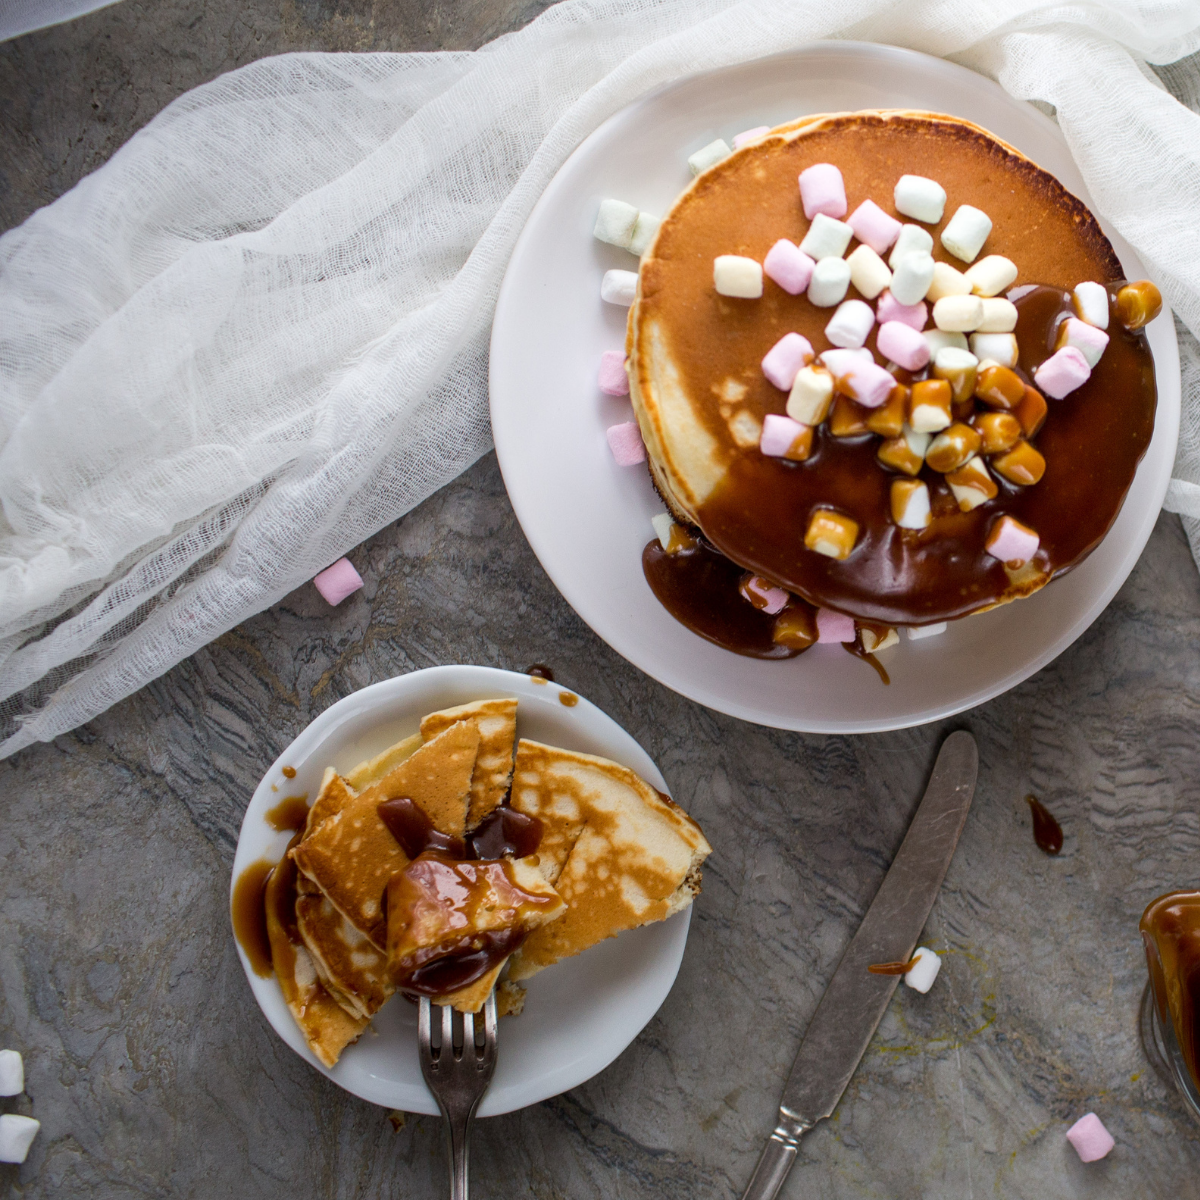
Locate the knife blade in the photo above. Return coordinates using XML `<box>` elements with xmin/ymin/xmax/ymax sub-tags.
<box><xmin>741</xmin><ymin>730</ymin><xmax>978</xmax><ymax>1200</ymax></box>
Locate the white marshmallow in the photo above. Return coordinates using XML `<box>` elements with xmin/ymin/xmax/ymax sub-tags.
<box><xmin>825</xmin><ymin>300</ymin><xmax>875</xmax><ymax>349</ymax></box>
<box><xmin>894</xmin><ymin>481</ymin><xmax>931</xmax><ymax>530</ymax></box>
<box><xmin>923</xmin><ymin>330</ymin><xmax>969</xmax><ymax>357</ymax></box>
<box><xmin>807</xmin><ymin>257</ymin><xmax>852</xmax><ymax>308</ymax></box>
<box><xmin>861</xmin><ymin>626</ymin><xmax>900</xmax><ymax>653</ymax></box>
<box><xmin>1073</xmin><ymin>281</ymin><xmax>1110</xmax><ymax>329</ymax></box>
<box><xmin>969</xmin><ymin>332</ymin><xmax>1019</xmax><ymax>368</ymax></box>
<box><xmin>889</xmin><ymin>252</ymin><xmax>936</xmax><ymax>306</ymax></box>
<box><xmin>1059</xmin><ymin>317</ymin><xmax>1110</xmax><ymax>367</ymax></box>
<box><xmin>787</xmin><ymin>366</ymin><xmax>835</xmax><ymax>425</ymax></box>
<box><xmin>714</xmin><ymin>255</ymin><xmax>763</xmax><ymax>298</ymax></box>
<box><xmin>893</xmin><ymin>175</ymin><xmax>947</xmax><ymax>224</ymax></box>
<box><xmin>926</xmin><ymin>261</ymin><xmax>973</xmax><ymax>302</ymax></box>
<box><xmin>593</xmin><ymin>198</ymin><xmax>639</xmax><ymax>250</ymax></box>
<box><xmin>906</xmin><ymin>622</ymin><xmax>947</xmax><ymax>640</ymax></box>
<box><xmin>947</xmin><ymin>455</ymin><xmax>994</xmax><ymax>511</ymax></box>
<box><xmin>888</xmin><ymin>224</ymin><xmax>935</xmax><ymax>269</ymax></box>
<box><xmin>601</xmin><ymin>269</ymin><xmax>638</xmax><ymax>306</ymax></box>
<box><xmin>934</xmin><ymin>346</ymin><xmax>979</xmax><ymax>373</ymax></box>
<box><xmin>846</xmin><ymin>244</ymin><xmax>892</xmax><ymax>300</ymax></box>
<box><xmin>0</xmin><ymin>1114</ymin><xmax>39</xmax><ymax>1165</ymax></box>
<box><xmin>901</xmin><ymin>424</ymin><xmax>932</xmax><ymax>461</ymax></box>
<box><xmin>933</xmin><ymin>294</ymin><xmax>984</xmax><ymax>333</ymax></box>
<box><xmin>688</xmin><ymin>138</ymin><xmax>731</xmax><ymax>176</ymax></box>
<box><xmin>799</xmin><ymin>213</ymin><xmax>854</xmax><ymax>261</ymax></box>
<box><xmin>0</xmin><ymin>1051</ymin><xmax>23</xmax><ymax>1096</ymax></box>
<box><xmin>629</xmin><ymin>212</ymin><xmax>662</xmax><ymax>257</ymax></box>
<box><xmin>910</xmin><ymin>397</ymin><xmax>952</xmax><ymax>434</ymax></box>
<box><xmin>940</xmin><ymin>205</ymin><xmax>993</xmax><ymax>263</ymax></box>
<box><xmin>965</xmin><ymin>255</ymin><xmax>1018</xmax><ymax>297</ymax></box>
<box><xmin>651</xmin><ymin>513</ymin><xmax>675</xmax><ymax>550</ymax></box>
<box><xmin>904</xmin><ymin>947</ymin><xmax>942</xmax><ymax>993</ymax></box>
<box><xmin>820</xmin><ymin>348</ymin><xmax>875</xmax><ymax>372</ymax></box>
<box><xmin>977</xmin><ymin>297</ymin><xmax>1018</xmax><ymax>333</ymax></box>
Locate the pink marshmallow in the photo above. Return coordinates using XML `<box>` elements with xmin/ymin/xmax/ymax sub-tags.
<box><xmin>763</xmin><ymin>239</ymin><xmax>815</xmax><ymax>295</ymax></box>
<box><xmin>313</xmin><ymin>558</ymin><xmax>364</xmax><ymax>606</ymax></box>
<box><xmin>985</xmin><ymin>515</ymin><xmax>1040</xmax><ymax>567</ymax></box>
<box><xmin>607</xmin><ymin>421</ymin><xmax>646</xmax><ymax>466</ymax></box>
<box><xmin>733</xmin><ymin>125</ymin><xmax>770</xmax><ymax>149</ymax></box>
<box><xmin>822</xmin><ymin>351</ymin><xmax>894</xmax><ymax>409</ymax></box>
<box><xmin>1034</xmin><ymin>346</ymin><xmax>1091</xmax><ymax>399</ymax></box>
<box><xmin>1060</xmin><ymin>317</ymin><xmax>1109</xmax><ymax>367</ymax></box>
<box><xmin>741</xmin><ymin>574</ymin><xmax>788</xmax><ymax>614</ymax></box>
<box><xmin>1066</xmin><ymin>1113</ymin><xmax>1114</xmax><ymax>1163</ymax></box>
<box><xmin>847</xmin><ymin>199</ymin><xmax>902</xmax><ymax>255</ymax></box>
<box><xmin>816</xmin><ymin>608</ymin><xmax>856</xmax><ymax>644</ymax></box>
<box><xmin>597</xmin><ymin>350</ymin><xmax>629</xmax><ymax>396</ymax></box>
<box><xmin>762</xmin><ymin>332</ymin><xmax>815</xmax><ymax>391</ymax></box>
<box><xmin>876</xmin><ymin>320</ymin><xmax>931</xmax><ymax>372</ymax></box>
<box><xmin>876</xmin><ymin>290</ymin><xmax>927</xmax><ymax>331</ymax></box>
<box><xmin>760</xmin><ymin>413</ymin><xmax>807</xmax><ymax>458</ymax></box>
<box><xmin>798</xmin><ymin>163</ymin><xmax>847</xmax><ymax>220</ymax></box>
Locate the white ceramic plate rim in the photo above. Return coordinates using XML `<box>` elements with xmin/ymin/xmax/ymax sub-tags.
<box><xmin>231</xmin><ymin>664</ymin><xmax>692</xmax><ymax>1116</ymax></box>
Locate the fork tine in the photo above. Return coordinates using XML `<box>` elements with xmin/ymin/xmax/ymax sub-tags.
<box><xmin>442</xmin><ymin>999</ymin><xmax>456</xmax><ymax>1059</ymax></box>
<box><xmin>419</xmin><ymin>996</ymin><xmax>434</xmax><ymax>1057</ymax></box>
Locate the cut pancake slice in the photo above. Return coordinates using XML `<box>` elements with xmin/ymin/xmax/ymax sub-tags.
<box><xmin>421</xmin><ymin>697</ymin><xmax>518</xmax><ymax>829</ymax></box>
<box><xmin>296</xmin><ymin>892</ymin><xmax>393</xmax><ymax>1022</ymax></box>
<box><xmin>344</xmin><ymin>732</ymin><xmax>423</xmax><ymax>792</ymax></box>
<box><xmin>304</xmin><ymin>767</ymin><xmax>356</xmax><ymax>838</ymax></box>
<box><xmin>505</xmin><ymin>740</ymin><xmax>712</xmax><ymax>981</ymax></box>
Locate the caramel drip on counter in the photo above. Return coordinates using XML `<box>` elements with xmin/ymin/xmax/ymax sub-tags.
<box><xmin>868</xmin><ymin>958</ymin><xmax>916</xmax><ymax>976</ymax></box>
<box><xmin>1025</xmin><ymin>793</ymin><xmax>1063</xmax><ymax>855</ymax></box>
<box><xmin>1141</xmin><ymin>892</ymin><xmax>1200</xmax><ymax>1093</ymax></box>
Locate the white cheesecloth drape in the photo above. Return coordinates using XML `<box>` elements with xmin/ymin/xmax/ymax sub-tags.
<box><xmin>1</xmin><ymin>0</ymin><xmax>1199</xmax><ymax>758</ymax></box>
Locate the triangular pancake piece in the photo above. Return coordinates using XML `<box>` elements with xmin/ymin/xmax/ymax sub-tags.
<box><xmin>296</xmin><ymin>893</ymin><xmax>394</xmax><ymax>1022</ymax></box>
<box><xmin>304</xmin><ymin>767</ymin><xmax>357</xmax><ymax>838</ymax></box>
<box><xmin>345</xmin><ymin>732</ymin><xmax>423</xmax><ymax>792</ymax></box>
<box><xmin>505</xmin><ymin>740</ymin><xmax>712</xmax><ymax>981</ymax></box>
<box><xmin>420</xmin><ymin>698</ymin><xmax>518</xmax><ymax>829</ymax></box>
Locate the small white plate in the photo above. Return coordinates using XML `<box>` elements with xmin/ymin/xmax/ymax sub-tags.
<box><xmin>489</xmin><ymin>41</ymin><xmax>1181</xmax><ymax>733</ymax></box>
<box><xmin>230</xmin><ymin>664</ymin><xmax>692</xmax><ymax>1117</ymax></box>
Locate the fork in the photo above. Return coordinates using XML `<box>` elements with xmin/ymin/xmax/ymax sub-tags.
<box><xmin>418</xmin><ymin>993</ymin><xmax>498</xmax><ymax>1200</ymax></box>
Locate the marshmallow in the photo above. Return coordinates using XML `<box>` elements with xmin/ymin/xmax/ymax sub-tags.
<box><xmin>1073</xmin><ymin>281</ymin><xmax>1110</xmax><ymax>329</ymax></box>
<box><xmin>807</xmin><ymin>257</ymin><xmax>852</xmax><ymax>308</ymax></box>
<box><xmin>935</xmin><ymin>346</ymin><xmax>979</xmax><ymax>374</ymax></box>
<box><xmin>601</xmin><ymin>269</ymin><xmax>638</xmax><ymax>306</ymax></box>
<box><xmin>806</xmin><ymin>510</ymin><xmax>859</xmax><ymax>560</ymax></box>
<box><xmin>760</xmin><ymin>413</ymin><xmax>811</xmax><ymax>460</ymax></box>
<box><xmin>926</xmin><ymin>261</ymin><xmax>973</xmax><ymax>302</ymax></box>
<box><xmin>940</xmin><ymin>204</ymin><xmax>993</xmax><ymax>263</ymax></box>
<box><xmin>733</xmin><ymin>125</ymin><xmax>770</xmax><ymax>149</ymax></box>
<box><xmin>846</xmin><ymin>244</ymin><xmax>892</xmax><ymax>301</ymax></box>
<box><xmin>816</xmin><ymin>607</ymin><xmax>856</xmax><ymax>643</ymax></box>
<box><xmin>825</xmin><ymin>300</ymin><xmax>875</xmax><ymax>349</ymax></box>
<box><xmin>593</xmin><ymin>198</ymin><xmax>639</xmax><ymax>250</ymax></box>
<box><xmin>969</xmin><ymin>332</ymin><xmax>1019</xmax><ymax>368</ymax></box>
<box><xmin>819</xmin><ymin>348</ymin><xmax>874</xmax><ymax>368</ymax></box>
<box><xmin>894</xmin><ymin>175</ymin><xmax>947</xmax><ymax>224</ymax></box>
<box><xmin>946</xmin><ymin>455</ymin><xmax>996</xmax><ymax>510</ymax></box>
<box><xmin>910</xmin><ymin>382</ymin><xmax>953</xmax><ymax>434</ymax></box>
<box><xmin>965</xmin><ymin>255</ymin><xmax>1018</xmax><ymax>297</ymax></box>
<box><xmin>889</xmin><ymin>252</ymin><xmax>936</xmax><ymax>306</ymax></box>
<box><xmin>688</xmin><ymin>138</ymin><xmax>731</xmax><ymax>176</ymax></box>
<box><xmin>877</xmin><ymin>321</ymin><xmax>930</xmax><ymax>372</ymax></box>
<box><xmin>903</xmin><ymin>947</ymin><xmax>942</xmax><ymax>993</ymax></box>
<box><xmin>762</xmin><ymin>332</ymin><xmax>815</xmax><ymax>391</ymax></box>
<box><xmin>924</xmin><ymin>330</ymin><xmax>969</xmax><ymax>357</ymax></box>
<box><xmin>876</xmin><ymin>291</ymin><xmax>927</xmax><ymax>331</ymax></box>
<box><xmin>0</xmin><ymin>1114</ymin><xmax>39</xmax><ymax>1165</ymax></box>
<box><xmin>629</xmin><ymin>212</ymin><xmax>662</xmax><ymax>257</ymax></box>
<box><xmin>906</xmin><ymin>622</ymin><xmax>947</xmax><ymax>640</ymax></box>
<box><xmin>976</xmin><ymin>298</ymin><xmax>1018</xmax><ymax>333</ymax></box>
<box><xmin>862</xmin><ymin>627</ymin><xmax>899</xmax><ymax>653</ymax></box>
<box><xmin>763</xmin><ymin>239</ymin><xmax>815</xmax><ymax>295</ymax></box>
<box><xmin>798</xmin><ymin>163</ymin><xmax>847</xmax><ymax>220</ymax></box>
<box><xmin>597</xmin><ymin>350</ymin><xmax>629</xmax><ymax>396</ymax></box>
<box><xmin>933</xmin><ymin>294</ymin><xmax>984</xmax><ymax>333</ymax></box>
<box><xmin>607</xmin><ymin>421</ymin><xmax>646</xmax><ymax>466</ymax></box>
<box><xmin>0</xmin><ymin>1051</ymin><xmax>23</xmax><ymax>1097</ymax></box>
<box><xmin>1057</xmin><ymin>317</ymin><xmax>1109</xmax><ymax>368</ymax></box>
<box><xmin>828</xmin><ymin>356</ymin><xmax>895</xmax><ymax>409</ymax></box>
<box><xmin>1033</xmin><ymin>346</ymin><xmax>1090</xmax><ymax>398</ymax></box>
<box><xmin>800</xmin><ymin>212</ymin><xmax>854</xmax><ymax>261</ymax></box>
<box><xmin>714</xmin><ymin>255</ymin><xmax>763</xmax><ymax>298</ymax></box>
<box><xmin>740</xmin><ymin>574</ymin><xmax>789</xmax><ymax>613</ymax></box>
<box><xmin>892</xmin><ymin>479</ymin><xmax>931</xmax><ymax>530</ymax></box>
<box><xmin>847</xmin><ymin>199</ymin><xmax>902</xmax><ymax>255</ymax></box>
<box><xmin>986</xmin><ymin>515</ymin><xmax>1040</xmax><ymax>567</ymax></box>
<box><xmin>651</xmin><ymin>513</ymin><xmax>675</xmax><ymax>550</ymax></box>
<box><xmin>888</xmin><ymin>224</ymin><xmax>934</xmax><ymax>269</ymax></box>
<box><xmin>1066</xmin><ymin>1113</ymin><xmax>1115</xmax><ymax>1163</ymax></box>
<box><xmin>787</xmin><ymin>366</ymin><xmax>835</xmax><ymax>425</ymax></box>
<box><xmin>313</xmin><ymin>559</ymin><xmax>363</xmax><ymax>606</ymax></box>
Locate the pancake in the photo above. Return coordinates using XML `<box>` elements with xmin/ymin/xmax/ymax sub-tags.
<box><xmin>344</xmin><ymin>733</ymin><xmax>422</xmax><ymax>792</ymax></box>
<box><xmin>420</xmin><ymin>697</ymin><xmax>518</xmax><ymax>829</ymax></box>
<box><xmin>295</xmin><ymin>892</ymin><xmax>393</xmax><ymax>1022</ymax></box>
<box><xmin>629</xmin><ymin>109</ymin><xmax>1156</xmax><ymax>628</ymax></box>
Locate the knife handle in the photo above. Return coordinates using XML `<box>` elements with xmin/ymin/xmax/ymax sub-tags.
<box><xmin>740</xmin><ymin>1124</ymin><xmax>806</xmax><ymax>1200</ymax></box>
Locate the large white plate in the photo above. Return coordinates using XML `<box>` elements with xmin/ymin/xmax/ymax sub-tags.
<box><xmin>489</xmin><ymin>41</ymin><xmax>1181</xmax><ymax>733</ymax></box>
<box><xmin>230</xmin><ymin>665</ymin><xmax>691</xmax><ymax>1117</ymax></box>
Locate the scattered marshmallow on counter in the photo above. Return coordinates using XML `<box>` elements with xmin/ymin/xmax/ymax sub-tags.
<box><xmin>1073</xmin><ymin>281</ymin><xmax>1109</xmax><ymax>329</ymax></box>
<box><xmin>740</xmin><ymin>574</ymin><xmax>788</xmax><ymax>613</ymax></box>
<box><xmin>807</xmin><ymin>257</ymin><xmax>852</xmax><ymax>308</ymax></box>
<box><xmin>798</xmin><ymin>163</ymin><xmax>847</xmax><ymax>219</ymax></box>
<box><xmin>825</xmin><ymin>300</ymin><xmax>875</xmax><ymax>349</ymax></box>
<box><xmin>977</xmin><ymin>298</ymin><xmax>1018</xmax><ymax>333</ymax></box>
<box><xmin>1066</xmin><ymin>1114</ymin><xmax>1115</xmax><ymax>1163</ymax></box>
<box><xmin>0</xmin><ymin>1115</ymin><xmax>39</xmax><ymax>1165</ymax></box>
<box><xmin>800</xmin><ymin>212</ymin><xmax>854</xmax><ymax>261</ymax></box>
<box><xmin>889</xmin><ymin>252</ymin><xmax>935</xmax><ymax>306</ymax></box>
<box><xmin>877</xmin><ymin>320</ymin><xmax>930</xmax><ymax>372</ymax></box>
<box><xmin>651</xmin><ymin>513</ymin><xmax>675</xmax><ymax>549</ymax></box>
<box><xmin>847</xmin><ymin>199</ymin><xmax>902</xmax><ymax>255</ymax></box>
<box><xmin>926</xmin><ymin>261</ymin><xmax>973</xmax><ymax>302</ymax></box>
<box><xmin>714</xmin><ymin>255</ymin><xmax>762</xmax><ymax>298</ymax></box>
<box><xmin>970</xmin><ymin>332</ymin><xmax>1018</xmax><ymax>367</ymax></box>
<box><xmin>816</xmin><ymin>608</ymin><xmax>856</xmax><ymax>643</ymax></box>
<box><xmin>940</xmin><ymin>204</ymin><xmax>992</xmax><ymax>263</ymax></box>
<box><xmin>907</xmin><ymin>623</ymin><xmax>947</xmax><ymax>641</ymax></box>
<box><xmin>1034</xmin><ymin>346</ymin><xmax>1091</xmax><ymax>398</ymax></box>
<box><xmin>0</xmin><ymin>1050</ymin><xmax>23</xmax><ymax>1097</ymax></box>
<box><xmin>787</xmin><ymin>366</ymin><xmax>835</xmax><ymax>425</ymax></box>
<box><xmin>629</xmin><ymin>212</ymin><xmax>661</xmax><ymax>257</ymax></box>
<box><xmin>965</xmin><ymin>254</ymin><xmax>1017</xmax><ymax>297</ymax></box>
<box><xmin>688</xmin><ymin>138</ymin><xmax>731</xmax><ymax>176</ymax></box>
<box><xmin>894</xmin><ymin>175</ymin><xmax>946</xmax><ymax>224</ymax></box>
<box><xmin>876</xmin><ymin>290</ymin><xmax>927</xmax><ymax>331</ymax></box>
<box><xmin>986</xmin><ymin>515</ymin><xmax>1040</xmax><ymax>567</ymax></box>
<box><xmin>733</xmin><ymin>125</ymin><xmax>770</xmax><ymax>149</ymax></box>
<box><xmin>888</xmin><ymin>224</ymin><xmax>934</xmax><ymax>269</ymax></box>
<box><xmin>601</xmin><ymin>269</ymin><xmax>638</xmax><ymax>305</ymax></box>
<box><xmin>1057</xmin><ymin>317</ymin><xmax>1109</xmax><ymax>368</ymax></box>
<box><xmin>607</xmin><ymin>422</ymin><xmax>646</xmax><ymax>466</ymax></box>
<box><xmin>313</xmin><ymin>559</ymin><xmax>363</xmax><ymax>606</ymax></box>
<box><xmin>761</xmin><ymin>332</ymin><xmax>815</xmax><ymax>391</ymax></box>
<box><xmin>904</xmin><ymin>947</ymin><xmax>941</xmax><ymax>993</ymax></box>
<box><xmin>933</xmin><ymin>294</ymin><xmax>984</xmax><ymax>333</ymax></box>
<box><xmin>764</xmin><ymin>239</ymin><xmax>815</xmax><ymax>295</ymax></box>
<box><xmin>593</xmin><ymin>198</ymin><xmax>640</xmax><ymax>249</ymax></box>
<box><xmin>597</xmin><ymin>350</ymin><xmax>629</xmax><ymax>396</ymax></box>
<box><xmin>760</xmin><ymin>413</ymin><xmax>812</xmax><ymax>460</ymax></box>
<box><xmin>846</xmin><ymin>245</ymin><xmax>892</xmax><ymax>300</ymax></box>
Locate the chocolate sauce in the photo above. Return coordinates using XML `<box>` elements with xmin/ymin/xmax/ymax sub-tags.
<box><xmin>1141</xmin><ymin>892</ymin><xmax>1200</xmax><ymax>1092</ymax></box>
<box><xmin>525</xmin><ymin>664</ymin><xmax>555</xmax><ymax>681</ymax></box>
<box><xmin>266</xmin><ymin>794</ymin><xmax>310</xmax><ymax>832</ymax></box>
<box><xmin>231</xmin><ymin>860</ymin><xmax>275</xmax><ymax>978</ymax></box>
<box><xmin>1025</xmin><ymin>793</ymin><xmax>1063</xmax><ymax>854</ymax></box>
<box><xmin>469</xmin><ymin>806</ymin><xmax>543</xmax><ymax>860</ymax></box>
<box><xmin>377</xmin><ymin>796</ymin><xmax>543</xmax><ymax>862</ymax></box>
<box><xmin>868</xmin><ymin>958</ymin><xmax>915</xmax><ymax>976</ymax></box>
<box><xmin>397</xmin><ymin>927</ymin><xmax>529</xmax><ymax>995</ymax></box>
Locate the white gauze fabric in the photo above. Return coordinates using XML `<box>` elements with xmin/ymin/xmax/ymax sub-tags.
<box><xmin>1</xmin><ymin>0</ymin><xmax>1199</xmax><ymax>758</ymax></box>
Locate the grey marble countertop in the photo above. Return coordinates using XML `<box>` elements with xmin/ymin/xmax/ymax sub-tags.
<box><xmin>4</xmin><ymin>5</ymin><xmax>1200</xmax><ymax>1197</ymax></box>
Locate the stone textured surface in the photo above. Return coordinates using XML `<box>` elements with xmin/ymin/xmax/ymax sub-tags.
<box><xmin>4</xmin><ymin>4</ymin><xmax>1200</xmax><ymax>1197</ymax></box>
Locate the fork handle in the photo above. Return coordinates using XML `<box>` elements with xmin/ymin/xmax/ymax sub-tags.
<box><xmin>740</xmin><ymin>1126</ymin><xmax>802</xmax><ymax>1200</ymax></box>
<box><xmin>445</xmin><ymin>1108</ymin><xmax>472</xmax><ymax>1200</ymax></box>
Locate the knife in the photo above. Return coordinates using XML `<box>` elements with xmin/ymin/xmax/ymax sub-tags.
<box><xmin>741</xmin><ymin>729</ymin><xmax>978</xmax><ymax>1200</ymax></box>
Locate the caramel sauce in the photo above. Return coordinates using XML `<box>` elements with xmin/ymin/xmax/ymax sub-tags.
<box><xmin>1025</xmin><ymin>793</ymin><xmax>1063</xmax><ymax>854</ymax></box>
<box><xmin>868</xmin><ymin>958</ymin><xmax>915</xmax><ymax>976</ymax></box>
<box><xmin>231</xmin><ymin>860</ymin><xmax>276</xmax><ymax>978</ymax></box>
<box><xmin>469</xmin><ymin>806</ymin><xmax>543</xmax><ymax>860</ymax></box>
<box><xmin>559</xmin><ymin>691</ymin><xmax>579</xmax><ymax>707</ymax></box>
<box><xmin>843</xmin><ymin>640</ymin><xmax>890</xmax><ymax>685</ymax></box>
<box><xmin>377</xmin><ymin>795</ymin><xmax>543</xmax><ymax>862</ymax></box>
<box><xmin>1141</xmin><ymin>892</ymin><xmax>1200</xmax><ymax>1091</ymax></box>
<box><xmin>378</xmin><ymin>797</ymin><xmax>466</xmax><ymax>859</ymax></box>
<box><xmin>282</xmin><ymin>766</ymin><xmax>297</xmax><ymax>779</ymax></box>
<box><xmin>525</xmin><ymin>664</ymin><xmax>555</xmax><ymax>682</ymax></box>
<box><xmin>266</xmin><ymin>794</ymin><xmax>310</xmax><ymax>832</ymax></box>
